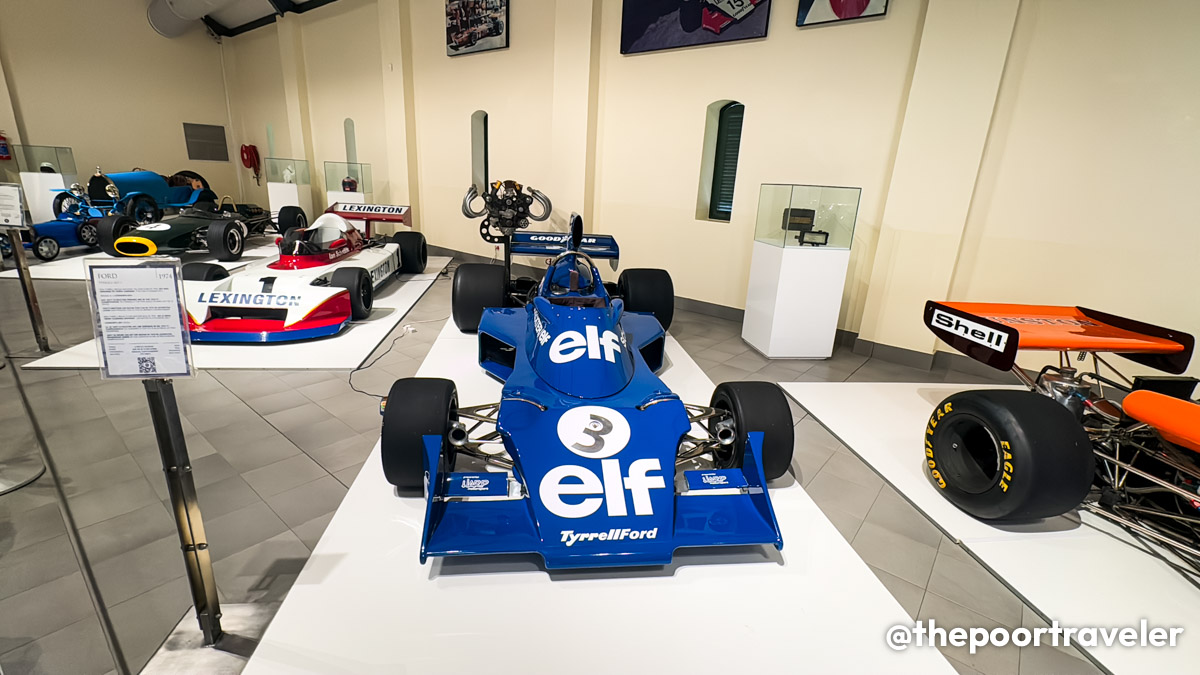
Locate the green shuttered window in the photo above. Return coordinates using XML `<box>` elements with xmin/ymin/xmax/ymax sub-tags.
<box><xmin>708</xmin><ymin>102</ymin><xmax>745</xmax><ymax>221</ymax></box>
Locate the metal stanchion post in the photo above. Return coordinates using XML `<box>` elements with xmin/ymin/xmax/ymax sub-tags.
<box><xmin>4</xmin><ymin>226</ymin><xmax>51</xmax><ymax>353</ymax></box>
<box><xmin>144</xmin><ymin>378</ymin><xmax>223</xmax><ymax>645</ymax></box>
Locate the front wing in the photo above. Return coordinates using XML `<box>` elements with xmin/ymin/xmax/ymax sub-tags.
<box><xmin>415</xmin><ymin>432</ymin><xmax>783</xmax><ymax>569</ymax></box>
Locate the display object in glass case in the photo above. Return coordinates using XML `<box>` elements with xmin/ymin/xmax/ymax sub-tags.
<box><xmin>266</xmin><ymin>158</ymin><xmax>313</xmax><ymax>221</ymax></box>
<box><xmin>743</xmin><ymin>184</ymin><xmax>861</xmax><ymax>358</ymax></box>
<box><xmin>324</xmin><ymin>162</ymin><xmax>372</xmax><ymax>206</ymax></box>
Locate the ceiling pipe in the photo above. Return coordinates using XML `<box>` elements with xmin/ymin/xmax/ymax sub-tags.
<box><xmin>147</xmin><ymin>0</ymin><xmax>239</xmax><ymax>38</ymax></box>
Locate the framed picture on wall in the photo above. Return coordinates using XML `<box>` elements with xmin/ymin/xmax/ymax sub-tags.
<box><xmin>796</xmin><ymin>0</ymin><xmax>888</xmax><ymax>28</ymax></box>
<box><xmin>447</xmin><ymin>0</ymin><xmax>509</xmax><ymax>56</ymax></box>
<box><xmin>621</xmin><ymin>0</ymin><xmax>772</xmax><ymax>55</ymax></box>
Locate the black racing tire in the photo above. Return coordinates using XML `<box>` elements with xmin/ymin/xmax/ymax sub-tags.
<box><xmin>97</xmin><ymin>215</ymin><xmax>137</xmax><ymax>257</ymax></box>
<box><xmin>207</xmin><ymin>220</ymin><xmax>246</xmax><ymax>262</ymax></box>
<box><xmin>618</xmin><ymin>268</ymin><xmax>674</xmax><ymax>331</ymax></box>
<box><xmin>52</xmin><ymin>192</ymin><xmax>80</xmax><ymax>218</ymax></box>
<box><xmin>332</xmin><ymin>267</ymin><xmax>373</xmax><ymax>321</ymax></box>
<box><xmin>32</xmin><ymin>236</ymin><xmax>60</xmax><ymax>261</ymax></box>
<box><xmin>381</xmin><ymin>378</ymin><xmax>458</xmax><ymax>490</ymax></box>
<box><xmin>452</xmin><ymin>263</ymin><xmax>506</xmax><ymax>333</ymax></box>
<box><xmin>0</xmin><ymin>234</ymin><xmax>12</xmax><ymax>259</ymax></box>
<box><xmin>278</xmin><ymin>205</ymin><xmax>306</xmax><ymax>234</ymax></box>
<box><xmin>76</xmin><ymin>220</ymin><xmax>99</xmax><ymax>248</ymax></box>
<box><xmin>181</xmin><ymin>262</ymin><xmax>229</xmax><ymax>281</ymax></box>
<box><xmin>680</xmin><ymin>0</ymin><xmax>703</xmax><ymax>32</ymax></box>
<box><xmin>391</xmin><ymin>231</ymin><xmax>427</xmax><ymax>274</ymax></box>
<box><xmin>709</xmin><ymin>382</ymin><xmax>795</xmax><ymax>481</ymax></box>
<box><xmin>125</xmin><ymin>194</ymin><xmax>162</xmax><ymax>225</ymax></box>
<box><xmin>927</xmin><ymin>390</ymin><xmax>1095</xmax><ymax>521</ymax></box>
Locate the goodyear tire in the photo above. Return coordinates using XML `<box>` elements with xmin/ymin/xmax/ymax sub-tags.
<box><xmin>709</xmin><ymin>382</ymin><xmax>795</xmax><ymax>481</ymax></box>
<box><xmin>208</xmin><ymin>220</ymin><xmax>245</xmax><ymax>262</ymax></box>
<box><xmin>452</xmin><ymin>263</ymin><xmax>506</xmax><ymax>333</ymax></box>
<box><xmin>52</xmin><ymin>192</ymin><xmax>79</xmax><ymax>218</ymax></box>
<box><xmin>381</xmin><ymin>378</ymin><xmax>458</xmax><ymax>490</ymax></box>
<box><xmin>97</xmin><ymin>215</ymin><xmax>137</xmax><ymax>257</ymax></box>
<box><xmin>181</xmin><ymin>262</ymin><xmax>229</xmax><ymax>281</ymax></box>
<box><xmin>32</xmin><ymin>236</ymin><xmax>60</xmax><ymax>262</ymax></box>
<box><xmin>278</xmin><ymin>205</ymin><xmax>306</xmax><ymax>234</ymax></box>
<box><xmin>125</xmin><ymin>195</ymin><xmax>162</xmax><ymax>225</ymax></box>
<box><xmin>618</xmin><ymin>268</ymin><xmax>674</xmax><ymax>331</ymax></box>
<box><xmin>332</xmin><ymin>267</ymin><xmax>373</xmax><ymax>321</ymax></box>
<box><xmin>76</xmin><ymin>220</ymin><xmax>99</xmax><ymax>248</ymax></box>
<box><xmin>391</xmin><ymin>231</ymin><xmax>428</xmax><ymax>274</ymax></box>
<box><xmin>927</xmin><ymin>390</ymin><xmax>1094</xmax><ymax>521</ymax></box>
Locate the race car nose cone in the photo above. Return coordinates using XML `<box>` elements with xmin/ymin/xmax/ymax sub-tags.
<box><xmin>114</xmin><ymin>236</ymin><xmax>157</xmax><ymax>256</ymax></box>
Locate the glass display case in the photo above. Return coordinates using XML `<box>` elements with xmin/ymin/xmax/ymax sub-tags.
<box><xmin>753</xmin><ymin>184</ymin><xmax>860</xmax><ymax>250</ymax></box>
<box><xmin>12</xmin><ymin>145</ymin><xmax>77</xmax><ymax>177</ymax></box>
<box><xmin>265</xmin><ymin>157</ymin><xmax>310</xmax><ymax>186</ymax></box>
<box><xmin>324</xmin><ymin>161</ymin><xmax>372</xmax><ymax>195</ymax></box>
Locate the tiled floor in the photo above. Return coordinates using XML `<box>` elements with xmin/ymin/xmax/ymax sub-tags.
<box><xmin>0</xmin><ymin>261</ymin><xmax>1101</xmax><ymax>675</ymax></box>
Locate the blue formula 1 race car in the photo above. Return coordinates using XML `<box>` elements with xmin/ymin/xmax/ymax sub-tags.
<box><xmin>378</xmin><ymin>182</ymin><xmax>794</xmax><ymax>570</ymax></box>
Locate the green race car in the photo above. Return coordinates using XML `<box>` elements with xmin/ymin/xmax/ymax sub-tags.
<box><xmin>98</xmin><ymin>200</ymin><xmax>306</xmax><ymax>261</ymax></box>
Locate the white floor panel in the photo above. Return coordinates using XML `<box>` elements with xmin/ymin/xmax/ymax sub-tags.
<box><xmin>782</xmin><ymin>381</ymin><xmax>1200</xmax><ymax>674</ymax></box>
<box><xmin>244</xmin><ymin>322</ymin><xmax>954</xmax><ymax>675</ymax></box>
<box><xmin>0</xmin><ymin>242</ymin><xmax>281</xmax><ymax>281</ymax></box>
<box><xmin>22</xmin><ymin>257</ymin><xmax>450</xmax><ymax>371</ymax></box>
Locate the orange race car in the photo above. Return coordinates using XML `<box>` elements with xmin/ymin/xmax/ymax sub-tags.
<box><xmin>923</xmin><ymin>301</ymin><xmax>1200</xmax><ymax>571</ymax></box>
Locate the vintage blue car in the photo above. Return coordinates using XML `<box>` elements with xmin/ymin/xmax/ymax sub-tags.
<box><xmin>378</xmin><ymin>189</ymin><xmax>794</xmax><ymax>569</ymax></box>
<box><xmin>52</xmin><ymin>168</ymin><xmax>211</xmax><ymax>226</ymax></box>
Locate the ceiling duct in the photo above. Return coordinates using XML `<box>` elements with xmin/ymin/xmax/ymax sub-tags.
<box><xmin>147</xmin><ymin>0</ymin><xmax>239</xmax><ymax>38</ymax></box>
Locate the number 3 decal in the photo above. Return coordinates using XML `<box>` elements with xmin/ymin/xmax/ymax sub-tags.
<box><xmin>558</xmin><ymin>406</ymin><xmax>631</xmax><ymax>460</ymax></box>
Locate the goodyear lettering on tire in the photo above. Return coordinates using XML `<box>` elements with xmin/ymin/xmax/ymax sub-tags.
<box><xmin>925</xmin><ymin>402</ymin><xmax>952</xmax><ymax>489</ymax></box>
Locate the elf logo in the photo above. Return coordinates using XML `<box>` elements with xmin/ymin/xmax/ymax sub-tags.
<box><xmin>549</xmin><ymin>325</ymin><xmax>622</xmax><ymax>364</ymax></box>
<box><xmin>932</xmin><ymin>309</ymin><xmax>1008</xmax><ymax>352</ymax></box>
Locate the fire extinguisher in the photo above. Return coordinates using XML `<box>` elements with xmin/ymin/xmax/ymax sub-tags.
<box><xmin>0</xmin><ymin>131</ymin><xmax>11</xmax><ymax>161</ymax></box>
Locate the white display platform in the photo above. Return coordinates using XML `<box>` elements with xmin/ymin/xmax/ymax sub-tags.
<box><xmin>267</xmin><ymin>182</ymin><xmax>314</xmax><ymax>223</ymax></box>
<box><xmin>325</xmin><ymin>190</ymin><xmax>367</xmax><ymax>208</ymax></box>
<box><xmin>0</xmin><ymin>242</ymin><xmax>279</xmax><ymax>281</ymax></box>
<box><xmin>742</xmin><ymin>240</ymin><xmax>850</xmax><ymax>358</ymax></box>
<box><xmin>244</xmin><ymin>322</ymin><xmax>954</xmax><ymax>675</ymax></box>
<box><xmin>782</xmin><ymin>382</ymin><xmax>1200</xmax><ymax>674</ymax></box>
<box><xmin>19</xmin><ymin>171</ymin><xmax>67</xmax><ymax>224</ymax></box>
<box><xmin>23</xmin><ymin>257</ymin><xmax>449</xmax><ymax>371</ymax></box>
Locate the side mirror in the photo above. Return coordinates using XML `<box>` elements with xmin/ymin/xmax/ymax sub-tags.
<box><xmin>569</xmin><ymin>213</ymin><xmax>584</xmax><ymax>251</ymax></box>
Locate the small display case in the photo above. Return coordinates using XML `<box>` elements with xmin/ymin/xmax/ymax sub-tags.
<box><xmin>742</xmin><ymin>183</ymin><xmax>862</xmax><ymax>359</ymax></box>
<box><xmin>266</xmin><ymin>158</ymin><xmax>313</xmax><ymax>221</ymax></box>
<box><xmin>266</xmin><ymin>158</ymin><xmax>310</xmax><ymax>186</ymax></box>
<box><xmin>753</xmin><ymin>184</ymin><xmax>859</xmax><ymax>250</ymax></box>
<box><xmin>10</xmin><ymin>145</ymin><xmax>78</xmax><ymax>224</ymax></box>
<box><xmin>324</xmin><ymin>161</ymin><xmax>372</xmax><ymax>205</ymax></box>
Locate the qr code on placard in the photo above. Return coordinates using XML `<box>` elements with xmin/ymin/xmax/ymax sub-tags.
<box><xmin>137</xmin><ymin>357</ymin><xmax>158</xmax><ymax>374</ymax></box>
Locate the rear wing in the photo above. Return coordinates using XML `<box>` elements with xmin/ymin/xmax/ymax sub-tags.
<box><xmin>326</xmin><ymin>203</ymin><xmax>411</xmax><ymax>236</ymax></box>
<box><xmin>510</xmin><ymin>231</ymin><xmax>620</xmax><ymax>261</ymax></box>
<box><xmin>924</xmin><ymin>301</ymin><xmax>1194</xmax><ymax>374</ymax></box>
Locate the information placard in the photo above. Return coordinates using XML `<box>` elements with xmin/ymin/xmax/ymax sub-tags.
<box><xmin>85</xmin><ymin>258</ymin><xmax>194</xmax><ymax>379</ymax></box>
<box><xmin>0</xmin><ymin>183</ymin><xmax>25</xmax><ymax>228</ymax></box>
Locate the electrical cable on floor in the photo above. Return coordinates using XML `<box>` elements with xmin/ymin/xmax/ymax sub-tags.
<box><xmin>347</xmin><ymin>316</ymin><xmax>451</xmax><ymax>400</ymax></box>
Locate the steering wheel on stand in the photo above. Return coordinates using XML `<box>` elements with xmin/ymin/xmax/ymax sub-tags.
<box><xmin>462</xmin><ymin>180</ymin><xmax>552</xmax><ymax>287</ymax></box>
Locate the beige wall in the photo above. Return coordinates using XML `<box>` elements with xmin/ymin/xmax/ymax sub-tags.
<box><xmin>945</xmin><ymin>0</ymin><xmax>1200</xmax><ymax>378</ymax></box>
<box><xmin>0</xmin><ymin>0</ymin><xmax>239</xmax><ymax>196</ymax></box>
<box><xmin>592</xmin><ymin>0</ymin><xmax>924</xmax><ymax>318</ymax></box>
<box><xmin>223</xmin><ymin>24</ymin><xmax>289</xmax><ymax>207</ymax></box>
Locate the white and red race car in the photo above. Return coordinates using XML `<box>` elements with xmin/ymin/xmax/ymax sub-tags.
<box><xmin>180</xmin><ymin>206</ymin><xmax>426</xmax><ymax>343</ymax></box>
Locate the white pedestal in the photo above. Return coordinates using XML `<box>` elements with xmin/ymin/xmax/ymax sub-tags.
<box><xmin>742</xmin><ymin>240</ymin><xmax>850</xmax><ymax>358</ymax></box>
<box><xmin>266</xmin><ymin>182</ymin><xmax>314</xmax><ymax>221</ymax></box>
<box><xmin>19</xmin><ymin>172</ymin><xmax>66</xmax><ymax>224</ymax></box>
<box><xmin>325</xmin><ymin>190</ymin><xmax>369</xmax><ymax>208</ymax></box>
